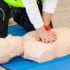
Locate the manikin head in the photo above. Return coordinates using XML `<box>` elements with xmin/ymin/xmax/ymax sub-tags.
<box><xmin>0</xmin><ymin>35</ymin><xmax>24</xmax><ymax>64</ymax></box>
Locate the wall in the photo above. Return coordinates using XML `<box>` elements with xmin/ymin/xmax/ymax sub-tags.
<box><xmin>52</xmin><ymin>0</ymin><xmax>70</xmax><ymax>28</ymax></box>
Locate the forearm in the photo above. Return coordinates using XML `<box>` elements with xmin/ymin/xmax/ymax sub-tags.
<box><xmin>42</xmin><ymin>12</ymin><xmax>52</xmax><ymax>26</ymax></box>
<box><xmin>42</xmin><ymin>0</ymin><xmax>58</xmax><ymax>26</ymax></box>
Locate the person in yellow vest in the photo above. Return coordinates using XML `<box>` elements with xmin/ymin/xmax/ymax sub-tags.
<box><xmin>0</xmin><ymin>0</ymin><xmax>58</xmax><ymax>43</ymax></box>
<box><xmin>13</xmin><ymin>0</ymin><xmax>58</xmax><ymax>43</ymax></box>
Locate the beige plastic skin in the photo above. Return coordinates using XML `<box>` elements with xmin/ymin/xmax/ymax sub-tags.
<box><xmin>23</xmin><ymin>41</ymin><xmax>55</xmax><ymax>63</ymax></box>
<box><xmin>0</xmin><ymin>35</ymin><xmax>24</xmax><ymax>64</ymax></box>
<box><xmin>22</xmin><ymin>31</ymin><xmax>55</xmax><ymax>63</ymax></box>
<box><xmin>22</xmin><ymin>28</ymin><xmax>70</xmax><ymax>63</ymax></box>
<box><xmin>0</xmin><ymin>28</ymin><xmax>70</xmax><ymax>64</ymax></box>
<box><xmin>53</xmin><ymin>28</ymin><xmax>70</xmax><ymax>57</ymax></box>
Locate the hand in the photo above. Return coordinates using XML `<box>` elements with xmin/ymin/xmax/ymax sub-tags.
<box><xmin>36</xmin><ymin>26</ymin><xmax>57</xmax><ymax>43</ymax></box>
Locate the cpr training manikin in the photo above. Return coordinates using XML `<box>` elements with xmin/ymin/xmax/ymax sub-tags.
<box><xmin>0</xmin><ymin>28</ymin><xmax>70</xmax><ymax>64</ymax></box>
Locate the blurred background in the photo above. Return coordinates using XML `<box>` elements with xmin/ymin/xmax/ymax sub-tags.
<box><xmin>52</xmin><ymin>0</ymin><xmax>70</xmax><ymax>28</ymax></box>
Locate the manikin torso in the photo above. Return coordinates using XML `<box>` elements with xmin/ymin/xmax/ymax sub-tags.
<box><xmin>0</xmin><ymin>28</ymin><xmax>70</xmax><ymax>64</ymax></box>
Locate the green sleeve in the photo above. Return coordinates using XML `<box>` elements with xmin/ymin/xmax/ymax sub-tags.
<box><xmin>4</xmin><ymin>0</ymin><xmax>25</xmax><ymax>8</ymax></box>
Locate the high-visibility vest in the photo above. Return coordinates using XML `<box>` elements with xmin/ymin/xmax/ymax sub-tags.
<box><xmin>4</xmin><ymin>0</ymin><xmax>43</xmax><ymax>8</ymax></box>
<box><xmin>4</xmin><ymin>0</ymin><xmax>24</xmax><ymax>7</ymax></box>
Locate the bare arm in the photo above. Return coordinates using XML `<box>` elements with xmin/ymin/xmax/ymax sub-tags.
<box><xmin>42</xmin><ymin>0</ymin><xmax>58</xmax><ymax>26</ymax></box>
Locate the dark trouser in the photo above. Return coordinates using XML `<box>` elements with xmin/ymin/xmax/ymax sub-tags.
<box><xmin>0</xmin><ymin>0</ymin><xmax>53</xmax><ymax>38</ymax></box>
<box><xmin>13</xmin><ymin>0</ymin><xmax>53</xmax><ymax>31</ymax></box>
<box><xmin>0</xmin><ymin>0</ymin><xmax>11</xmax><ymax>38</ymax></box>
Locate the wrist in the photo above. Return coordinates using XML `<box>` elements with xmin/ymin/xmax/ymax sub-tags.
<box><xmin>36</xmin><ymin>26</ymin><xmax>45</xmax><ymax>32</ymax></box>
